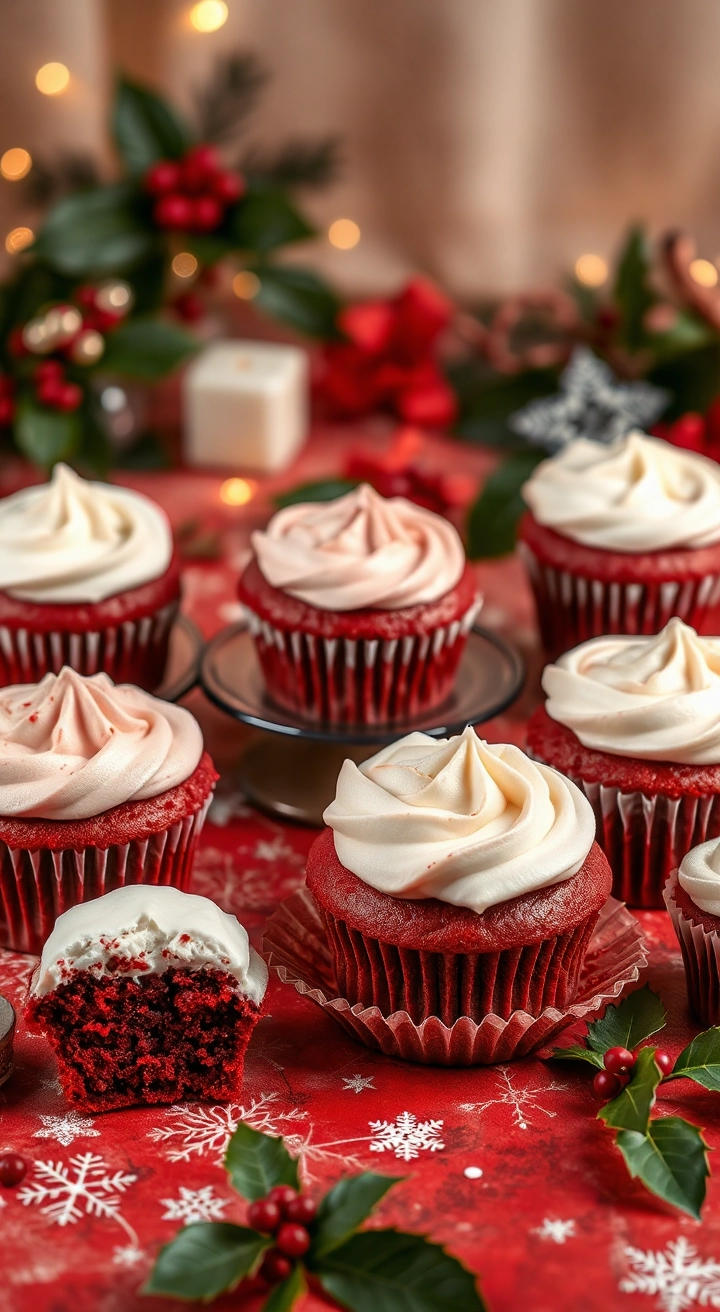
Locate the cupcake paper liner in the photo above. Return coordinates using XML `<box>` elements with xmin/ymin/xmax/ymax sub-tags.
<box><xmin>0</xmin><ymin>600</ymin><xmax>179</xmax><ymax>692</ymax></box>
<box><xmin>245</xmin><ymin>597</ymin><xmax>482</xmax><ymax>725</ymax></box>
<box><xmin>262</xmin><ymin>888</ymin><xmax>646</xmax><ymax>1066</ymax></box>
<box><xmin>0</xmin><ymin>793</ymin><xmax>212</xmax><ymax>955</ymax></box>
<box><xmin>518</xmin><ymin>540</ymin><xmax>720</xmax><ymax>655</ymax></box>
<box><xmin>664</xmin><ymin>869</ymin><xmax>720</xmax><ymax>1026</ymax></box>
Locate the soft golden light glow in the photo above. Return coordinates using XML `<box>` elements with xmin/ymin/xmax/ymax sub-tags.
<box><xmin>328</xmin><ymin>218</ymin><xmax>361</xmax><ymax>250</ymax></box>
<box><xmin>232</xmin><ymin>270</ymin><xmax>260</xmax><ymax>300</ymax></box>
<box><xmin>574</xmin><ymin>253</ymin><xmax>609</xmax><ymax>287</ymax></box>
<box><xmin>35</xmin><ymin>62</ymin><xmax>70</xmax><ymax>95</ymax></box>
<box><xmin>190</xmin><ymin>1</ymin><xmax>228</xmax><ymax>32</ymax></box>
<box><xmin>220</xmin><ymin>477</ymin><xmax>256</xmax><ymax>507</ymax></box>
<box><xmin>1</xmin><ymin>148</ymin><xmax>32</xmax><ymax>181</ymax></box>
<box><xmin>690</xmin><ymin>257</ymin><xmax>718</xmax><ymax>288</ymax></box>
<box><xmin>96</xmin><ymin>280</ymin><xmax>134</xmax><ymax>313</ymax></box>
<box><xmin>71</xmin><ymin>329</ymin><xmax>105</xmax><ymax>365</ymax></box>
<box><xmin>5</xmin><ymin>226</ymin><xmax>34</xmax><ymax>254</ymax></box>
<box><xmin>172</xmin><ymin>252</ymin><xmax>199</xmax><ymax>278</ymax></box>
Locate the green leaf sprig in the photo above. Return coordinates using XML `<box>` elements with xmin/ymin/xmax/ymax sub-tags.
<box><xmin>552</xmin><ymin>984</ymin><xmax>716</xmax><ymax>1220</ymax></box>
<box><xmin>145</xmin><ymin>1121</ymin><xmax>487</xmax><ymax>1311</ymax></box>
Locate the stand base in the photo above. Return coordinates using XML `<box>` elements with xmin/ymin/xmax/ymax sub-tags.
<box><xmin>238</xmin><ymin>737</ymin><xmax>374</xmax><ymax>825</ymax></box>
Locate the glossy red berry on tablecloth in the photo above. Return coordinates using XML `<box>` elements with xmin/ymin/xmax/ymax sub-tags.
<box><xmin>275</xmin><ymin>1223</ymin><xmax>311</xmax><ymax>1258</ymax></box>
<box><xmin>258</xmin><ymin>1248</ymin><xmax>293</xmax><ymax>1285</ymax></box>
<box><xmin>285</xmin><ymin>1195</ymin><xmax>317</xmax><ymax>1225</ymax></box>
<box><xmin>246</xmin><ymin>1198</ymin><xmax>281</xmax><ymax>1234</ymax></box>
<box><xmin>603</xmin><ymin>1047</ymin><xmax>636</xmax><ymax>1078</ymax></box>
<box><xmin>266</xmin><ymin>1184</ymin><xmax>298</xmax><ymax>1212</ymax></box>
<box><xmin>213</xmin><ymin>170</ymin><xmax>245</xmax><ymax>204</ymax></box>
<box><xmin>655</xmin><ymin>1050</ymin><xmax>674</xmax><ymax>1076</ymax></box>
<box><xmin>153</xmin><ymin>193</ymin><xmax>193</xmax><ymax>231</ymax></box>
<box><xmin>0</xmin><ymin>1153</ymin><xmax>27</xmax><ymax>1187</ymax></box>
<box><xmin>55</xmin><ymin>382</ymin><xmax>83</xmax><ymax>413</ymax></box>
<box><xmin>593</xmin><ymin>1069</ymin><xmax>622</xmax><ymax>1101</ymax></box>
<box><xmin>145</xmin><ymin>160</ymin><xmax>182</xmax><ymax>196</ymax></box>
<box><xmin>191</xmin><ymin>194</ymin><xmax>223</xmax><ymax>232</ymax></box>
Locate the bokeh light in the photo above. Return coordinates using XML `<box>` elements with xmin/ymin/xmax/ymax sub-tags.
<box><xmin>328</xmin><ymin>219</ymin><xmax>361</xmax><ymax>250</ymax></box>
<box><xmin>1</xmin><ymin>148</ymin><xmax>32</xmax><ymax>181</ymax></box>
<box><xmin>5</xmin><ymin>227</ymin><xmax>34</xmax><ymax>254</ymax></box>
<box><xmin>232</xmin><ymin>271</ymin><xmax>261</xmax><ymax>299</ymax></box>
<box><xmin>172</xmin><ymin>252</ymin><xmax>199</xmax><ymax>278</ymax></box>
<box><xmin>689</xmin><ymin>258</ymin><xmax>718</xmax><ymax>288</ymax></box>
<box><xmin>36</xmin><ymin>63</ymin><xmax>70</xmax><ymax>95</ymax></box>
<box><xmin>220</xmin><ymin>477</ymin><xmax>256</xmax><ymax>506</ymax></box>
<box><xmin>574</xmin><ymin>253</ymin><xmax>609</xmax><ymax>287</ymax></box>
<box><xmin>190</xmin><ymin>1</ymin><xmax>228</xmax><ymax>32</ymax></box>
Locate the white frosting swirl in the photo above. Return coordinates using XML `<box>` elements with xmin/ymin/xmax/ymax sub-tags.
<box><xmin>542</xmin><ymin>618</ymin><xmax>720</xmax><ymax>764</ymax></box>
<box><xmin>0</xmin><ymin>667</ymin><xmax>203</xmax><ymax>820</ymax></box>
<box><xmin>251</xmin><ymin>484</ymin><xmax>465</xmax><ymax>610</ymax></box>
<box><xmin>323</xmin><ymin>726</ymin><xmax>596</xmax><ymax>913</ymax></box>
<box><xmin>522</xmin><ymin>431</ymin><xmax>720</xmax><ymax>552</ymax></box>
<box><xmin>678</xmin><ymin>838</ymin><xmax>720</xmax><ymax>916</ymax></box>
<box><xmin>0</xmin><ymin>464</ymin><xmax>173</xmax><ymax>603</ymax></box>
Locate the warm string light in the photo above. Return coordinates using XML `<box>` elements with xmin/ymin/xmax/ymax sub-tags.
<box><xmin>172</xmin><ymin>252</ymin><xmax>198</xmax><ymax>278</ymax></box>
<box><xmin>220</xmin><ymin>477</ymin><xmax>256</xmax><ymax>506</ymax></box>
<box><xmin>689</xmin><ymin>257</ymin><xmax>718</xmax><ymax>288</ymax></box>
<box><xmin>232</xmin><ymin>271</ymin><xmax>260</xmax><ymax>299</ymax></box>
<box><xmin>35</xmin><ymin>62</ymin><xmax>70</xmax><ymax>95</ymax></box>
<box><xmin>1</xmin><ymin>148</ymin><xmax>32</xmax><ymax>181</ymax></box>
<box><xmin>5</xmin><ymin>227</ymin><xmax>33</xmax><ymax>254</ymax></box>
<box><xmin>574</xmin><ymin>253</ymin><xmax>609</xmax><ymax>287</ymax></box>
<box><xmin>328</xmin><ymin>218</ymin><xmax>361</xmax><ymax>250</ymax></box>
<box><xmin>190</xmin><ymin>1</ymin><xmax>228</xmax><ymax>32</ymax></box>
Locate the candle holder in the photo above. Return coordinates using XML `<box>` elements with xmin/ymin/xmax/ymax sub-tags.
<box><xmin>200</xmin><ymin>621</ymin><xmax>524</xmax><ymax>823</ymax></box>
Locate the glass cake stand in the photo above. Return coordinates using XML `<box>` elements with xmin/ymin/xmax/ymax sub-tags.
<box><xmin>155</xmin><ymin>614</ymin><xmax>204</xmax><ymax>702</ymax></box>
<box><xmin>200</xmin><ymin>622</ymin><xmax>525</xmax><ymax>824</ymax></box>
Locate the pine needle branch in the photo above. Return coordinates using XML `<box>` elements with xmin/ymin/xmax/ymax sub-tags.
<box><xmin>194</xmin><ymin>53</ymin><xmax>269</xmax><ymax>146</ymax></box>
<box><xmin>240</xmin><ymin>137</ymin><xmax>341</xmax><ymax>190</ymax></box>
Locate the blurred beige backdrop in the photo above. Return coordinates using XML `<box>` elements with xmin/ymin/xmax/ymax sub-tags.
<box><xmin>1</xmin><ymin>0</ymin><xmax>719</xmax><ymax>296</ymax></box>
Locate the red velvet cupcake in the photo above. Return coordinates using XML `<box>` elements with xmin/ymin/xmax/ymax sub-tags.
<box><xmin>307</xmin><ymin>727</ymin><xmax>609</xmax><ymax>1024</ymax></box>
<box><xmin>0</xmin><ymin>464</ymin><xmax>181</xmax><ymax>690</ymax></box>
<box><xmin>25</xmin><ymin>885</ymin><xmax>267</xmax><ymax>1110</ymax></box>
<box><xmin>664</xmin><ymin>842</ymin><xmax>720</xmax><ymax>1026</ymax></box>
<box><xmin>519</xmin><ymin>432</ymin><xmax>720</xmax><ymax>655</ymax></box>
<box><xmin>238</xmin><ymin>484</ymin><xmax>481</xmax><ymax>725</ymax></box>
<box><xmin>0</xmin><ymin>667</ymin><xmax>217</xmax><ymax>953</ymax></box>
<box><xmin>527</xmin><ymin>619</ymin><xmax>720</xmax><ymax>908</ymax></box>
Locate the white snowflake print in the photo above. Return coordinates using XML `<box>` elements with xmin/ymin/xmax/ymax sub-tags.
<box><xmin>112</xmin><ymin>1245</ymin><xmax>145</xmax><ymax>1268</ymax></box>
<box><xmin>207</xmin><ymin>790</ymin><xmax>252</xmax><ymax>827</ymax></box>
<box><xmin>161</xmin><ymin>1186</ymin><xmax>229</xmax><ymax>1226</ymax></box>
<box><xmin>253</xmin><ymin>835</ymin><xmax>304</xmax><ymax>865</ymax></box>
<box><xmin>149</xmin><ymin>1092</ymin><xmax>309</xmax><ymax>1164</ymax></box>
<box><xmin>190</xmin><ymin>845</ymin><xmax>304</xmax><ymax>911</ymax></box>
<box><xmin>342</xmin><ymin>1075</ymin><xmax>376</xmax><ymax>1094</ymax></box>
<box><xmin>33</xmin><ymin>1113</ymin><xmax>100</xmax><ymax>1148</ymax></box>
<box><xmin>532</xmin><ymin>1218</ymin><xmax>576</xmax><ymax>1245</ymax></box>
<box><xmin>620</xmin><ymin>1238</ymin><xmax>720</xmax><ymax>1312</ymax></box>
<box><xmin>368</xmin><ymin>1113</ymin><xmax>444</xmax><ymax>1162</ymax></box>
<box><xmin>18</xmin><ymin>1153</ymin><xmax>138</xmax><ymax>1244</ymax></box>
<box><xmin>460</xmin><ymin>1066</ymin><xmax>567</xmax><ymax>1131</ymax></box>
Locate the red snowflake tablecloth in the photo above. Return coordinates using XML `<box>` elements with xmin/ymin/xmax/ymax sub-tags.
<box><xmin>1</xmin><ymin>429</ymin><xmax>718</xmax><ymax>1312</ymax></box>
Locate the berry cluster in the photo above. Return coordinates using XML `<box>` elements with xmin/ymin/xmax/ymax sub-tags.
<box><xmin>593</xmin><ymin>1046</ymin><xmax>673</xmax><ymax>1102</ymax></box>
<box><xmin>0</xmin><ymin>1153</ymin><xmax>26</xmax><ymax>1187</ymax></box>
<box><xmin>0</xmin><ymin>375</ymin><xmax>15</xmax><ymax>427</ymax></box>
<box><xmin>247</xmin><ymin>1184</ymin><xmax>316</xmax><ymax>1286</ymax></box>
<box><xmin>33</xmin><ymin>360</ymin><xmax>83</xmax><ymax>413</ymax></box>
<box><xmin>145</xmin><ymin>145</ymin><xmax>245</xmax><ymax>233</ymax></box>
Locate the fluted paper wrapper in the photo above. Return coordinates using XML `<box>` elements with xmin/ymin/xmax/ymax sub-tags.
<box><xmin>263</xmin><ymin>889</ymin><xmax>647</xmax><ymax>1066</ymax></box>
<box><xmin>664</xmin><ymin>869</ymin><xmax>720</xmax><ymax>1026</ymax></box>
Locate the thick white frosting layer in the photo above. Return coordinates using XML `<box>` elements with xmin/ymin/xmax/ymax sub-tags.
<box><xmin>0</xmin><ymin>667</ymin><xmax>203</xmax><ymax>820</ymax></box>
<box><xmin>251</xmin><ymin>483</ymin><xmax>465</xmax><ymax>611</ymax></box>
<box><xmin>542</xmin><ymin>618</ymin><xmax>720</xmax><ymax>764</ymax></box>
<box><xmin>678</xmin><ymin>839</ymin><xmax>720</xmax><ymax>917</ymax></box>
<box><xmin>323</xmin><ymin>726</ymin><xmax>596</xmax><ymax>914</ymax></box>
<box><xmin>0</xmin><ymin>463</ymin><xmax>173</xmax><ymax>603</ymax></box>
<box><xmin>31</xmin><ymin>884</ymin><xmax>268</xmax><ymax>1003</ymax></box>
<box><xmin>522</xmin><ymin>431</ymin><xmax>720</xmax><ymax>552</ymax></box>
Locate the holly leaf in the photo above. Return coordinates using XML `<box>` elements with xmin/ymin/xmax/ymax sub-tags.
<box><xmin>276</xmin><ymin>479</ymin><xmax>358</xmax><ymax>509</ymax></box>
<box><xmin>100</xmin><ymin>319</ymin><xmax>197</xmax><ymax>379</ymax></box>
<box><xmin>466</xmin><ymin>449</ymin><xmax>545</xmax><ymax>559</ymax></box>
<box><xmin>598</xmin><ymin>1046</ymin><xmax>661</xmax><ymax>1134</ymax></box>
<box><xmin>263</xmin><ymin>1264</ymin><xmax>306</xmax><ymax>1311</ymax></box>
<box><xmin>649</xmin><ymin>343</ymin><xmax>720</xmax><ymax>420</ymax></box>
<box><xmin>615</xmin><ymin>1117</ymin><xmax>710</xmax><ymax>1220</ymax></box>
<box><xmin>143</xmin><ymin>1222</ymin><xmax>268</xmax><ymax>1302</ymax></box>
<box><xmin>229</xmin><ymin>188</ymin><xmax>315</xmax><ymax>252</ymax></box>
<box><xmin>586</xmin><ymin>986</ymin><xmax>666</xmax><ymax>1056</ymax></box>
<box><xmin>315</xmin><ymin>1230</ymin><xmax>486</xmax><ymax>1312</ymax></box>
<box><xmin>224</xmin><ymin>1122</ymin><xmax>299</xmax><ymax>1202</ymax></box>
<box><xmin>14</xmin><ymin>395</ymin><xmax>81</xmax><ymax>469</ymax></box>
<box><xmin>112</xmin><ymin>75</ymin><xmax>191</xmax><ymax>174</ymax></box>
<box><xmin>310</xmin><ymin>1174</ymin><xmax>403</xmax><ymax>1261</ymax></box>
<box><xmin>32</xmin><ymin>183</ymin><xmax>159</xmax><ymax>277</ymax></box>
<box><xmin>255</xmin><ymin>265</ymin><xmax>341</xmax><ymax>337</ymax></box>
<box><xmin>550</xmin><ymin>1045</ymin><xmax>604</xmax><ymax>1069</ymax></box>
<box><xmin>614</xmin><ymin>224</ymin><xmax>656</xmax><ymax>353</ymax></box>
<box><xmin>665</xmin><ymin>1028</ymin><xmax>720</xmax><ymax>1092</ymax></box>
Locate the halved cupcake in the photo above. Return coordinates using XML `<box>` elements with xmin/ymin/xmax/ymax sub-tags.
<box><xmin>306</xmin><ymin>726</ymin><xmax>610</xmax><ymax>1024</ymax></box>
<box><xmin>665</xmin><ymin>839</ymin><xmax>720</xmax><ymax>1027</ymax></box>
<box><xmin>238</xmin><ymin>484</ymin><xmax>481</xmax><ymax>725</ymax></box>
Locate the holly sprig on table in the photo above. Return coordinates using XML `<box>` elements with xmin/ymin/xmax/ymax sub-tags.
<box><xmin>552</xmin><ymin>984</ymin><xmax>720</xmax><ymax>1220</ymax></box>
<box><xmin>144</xmin><ymin>1121</ymin><xmax>486</xmax><ymax>1310</ymax></box>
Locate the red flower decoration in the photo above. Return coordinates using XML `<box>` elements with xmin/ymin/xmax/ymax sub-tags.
<box><xmin>345</xmin><ymin>427</ymin><xmax>477</xmax><ymax>518</ymax></box>
<box><xmin>653</xmin><ymin>399</ymin><xmax>720</xmax><ymax>463</ymax></box>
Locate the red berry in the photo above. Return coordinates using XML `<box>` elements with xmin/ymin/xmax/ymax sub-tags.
<box><xmin>213</xmin><ymin>170</ymin><xmax>245</xmax><ymax>205</ymax></box>
<box><xmin>266</xmin><ymin>1185</ymin><xmax>298</xmax><ymax>1213</ymax></box>
<box><xmin>36</xmin><ymin>376</ymin><xmax>66</xmax><ymax>408</ymax></box>
<box><xmin>191</xmin><ymin>195</ymin><xmax>223</xmax><ymax>232</ymax></box>
<box><xmin>76</xmin><ymin>284</ymin><xmax>98</xmax><ymax>309</ymax></box>
<box><xmin>655</xmin><ymin>1051</ymin><xmax>674</xmax><ymax>1076</ymax></box>
<box><xmin>0</xmin><ymin>373</ymin><xmax>14</xmax><ymax>394</ymax></box>
<box><xmin>275</xmin><ymin>1223</ymin><xmax>311</xmax><ymax>1258</ymax></box>
<box><xmin>55</xmin><ymin>382</ymin><xmax>83</xmax><ymax>413</ymax></box>
<box><xmin>144</xmin><ymin>160</ymin><xmax>182</xmax><ymax>196</ymax></box>
<box><xmin>247</xmin><ymin>1198</ymin><xmax>281</xmax><ymax>1234</ymax></box>
<box><xmin>8</xmin><ymin>327</ymin><xmax>28</xmax><ymax>357</ymax></box>
<box><xmin>173</xmin><ymin>292</ymin><xmax>205</xmax><ymax>324</ymax></box>
<box><xmin>593</xmin><ymin>1069</ymin><xmax>622</xmax><ymax>1101</ymax></box>
<box><xmin>258</xmin><ymin>1248</ymin><xmax>293</xmax><ymax>1286</ymax></box>
<box><xmin>153</xmin><ymin>193</ymin><xmax>193</xmax><ymax>231</ymax></box>
<box><xmin>0</xmin><ymin>1153</ymin><xmax>26</xmax><ymax>1187</ymax></box>
<box><xmin>603</xmin><ymin>1046</ymin><xmax>636</xmax><ymax>1078</ymax></box>
<box><xmin>285</xmin><ymin>1195</ymin><xmax>317</xmax><ymax>1225</ymax></box>
<box><xmin>182</xmin><ymin>144</ymin><xmax>221</xmax><ymax>192</ymax></box>
<box><xmin>0</xmin><ymin>395</ymin><xmax>14</xmax><ymax>427</ymax></box>
<box><xmin>34</xmin><ymin>359</ymin><xmax>65</xmax><ymax>385</ymax></box>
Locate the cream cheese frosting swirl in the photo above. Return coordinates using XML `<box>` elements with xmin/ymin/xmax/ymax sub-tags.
<box><xmin>251</xmin><ymin>483</ymin><xmax>465</xmax><ymax>610</ymax></box>
<box><xmin>323</xmin><ymin>726</ymin><xmax>595</xmax><ymax>913</ymax></box>
<box><xmin>0</xmin><ymin>667</ymin><xmax>203</xmax><ymax>820</ymax></box>
<box><xmin>0</xmin><ymin>463</ymin><xmax>173</xmax><ymax>604</ymax></box>
<box><xmin>542</xmin><ymin>618</ymin><xmax>720</xmax><ymax>764</ymax></box>
<box><xmin>678</xmin><ymin>839</ymin><xmax>720</xmax><ymax>916</ymax></box>
<box><xmin>522</xmin><ymin>431</ymin><xmax>720</xmax><ymax>552</ymax></box>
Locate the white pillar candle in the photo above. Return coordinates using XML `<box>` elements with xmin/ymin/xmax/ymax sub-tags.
<box><xmin>183</xmin><ymin>340</ymin><xmax>309</xmax><ymax>473</ymax></box>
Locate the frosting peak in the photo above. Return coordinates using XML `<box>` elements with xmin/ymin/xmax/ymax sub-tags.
<box><xmin>323</xmin><ymin>727</ymin><xmax>596</xmax><ymax>913</ymax></box>
<box><xmin>0</xmin><ymin>464</ymin><xmax>173</xmax><ymax>603</ymax></box>
<box><xmin>0</xmin><ymin>667</ymin><xmax>203</xmax><ymax>820</ymax></box>
<box><xmin>678</xmin><ymin>838</ymin><xmax>720</xmax><ymax>916</ymax></box>
<box><xmin>542</xmin><ymin>618</ymin><xmax>720</xmax><ymax>764</ymax></box>
<box><xmin>251</xmin><ymin>483</ymin><xmax>465</xmax><ymax>610</ymax></box>
<box><xmin>522</xmin><ymin>431</ymin><xmax>720</xmax><ymax>552</ymax></box>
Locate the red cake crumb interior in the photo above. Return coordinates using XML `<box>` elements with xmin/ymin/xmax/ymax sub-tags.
<box><xmin>26</xmin><ymin>965</ymin><xmax>259</xmax><ymax>1112</ymax></box>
